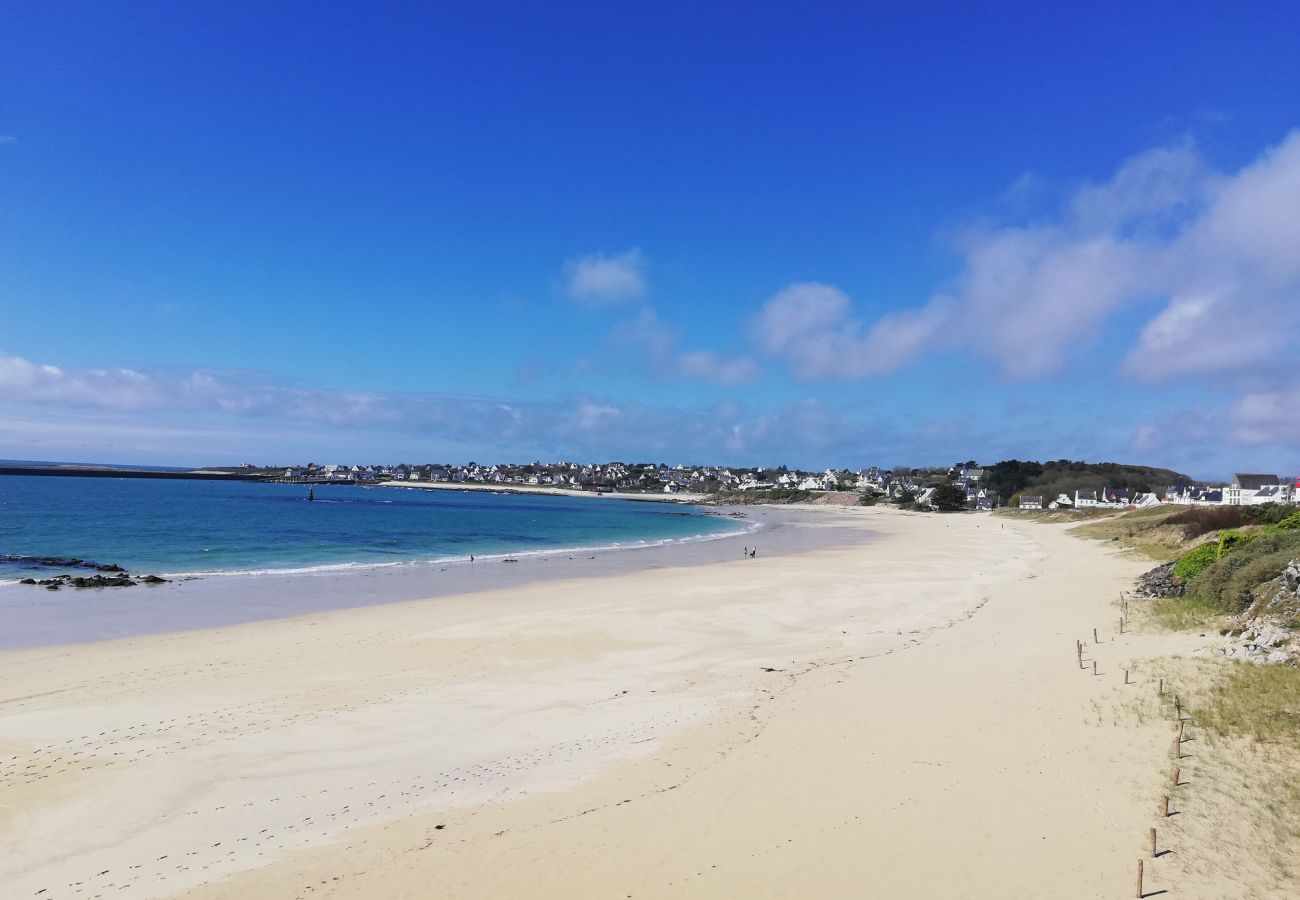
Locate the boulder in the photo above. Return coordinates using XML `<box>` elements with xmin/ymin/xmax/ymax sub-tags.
<box><xmin>1133</xmin><ymin>562</ymin><xmax>1185</xmax><ymax>598</ymax></box>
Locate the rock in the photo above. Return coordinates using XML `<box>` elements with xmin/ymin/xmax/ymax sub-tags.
<box><xmin>141</xmin><ymin>575</ymin><xmax>168</xmax><ymax>584</ymax></box>
<box><xmin>1266</xmin><ymin>650</ymin><xmax>1289</xmax><ymax>664</ymax></box>
<box><xmin>19</xmin><ymin>578</ymin><xmax>36</xmax><ymax>585</ymax></box>
<box><xmin>1133</xmin><ymin>562</ymin><xmax>1185</xmax><ymax>598</ymax></box>
<box><xmin>69</xmin><ymin>574</ymin><xmax>136</xmax><ymax>589</ymax></box>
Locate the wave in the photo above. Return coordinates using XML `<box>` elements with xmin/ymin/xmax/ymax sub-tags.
<box><xmin>156</xmin><ymin>519</ymin><xmax>761</xmax><ymax>580</ymax></box>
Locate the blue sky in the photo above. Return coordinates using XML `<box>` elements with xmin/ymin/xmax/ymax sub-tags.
<box><xmin>2</xmin><ymin>2</ymin><xmax>1299</xmax><ymax>478</ymax></box>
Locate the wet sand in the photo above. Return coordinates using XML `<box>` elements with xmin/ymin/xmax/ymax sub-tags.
<box><xmin>0</xmin><ymin>506</ymin><xmax>858</xmax><ymax>650</ymax></box>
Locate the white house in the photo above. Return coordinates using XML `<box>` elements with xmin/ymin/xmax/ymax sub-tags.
<box><xmin>1074</xmin><ymin>490</ymin><xmax>1098</xmax><ymax>508</ymax></box>
<box><xmin>1019</xmin><ymin>496</ymin><xmax>1043</xmax><ymax>510</ymax></box>
<box><xmin>1225</xmin><ymin>473</ymin><xmax>1286</xmax><ymax>506</ymax></box>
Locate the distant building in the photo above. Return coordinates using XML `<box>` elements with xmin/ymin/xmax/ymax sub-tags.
<box><xmin>1019</xmin><ymin>496</ymin><xmax>1043</xmax><ymax>510</ymax></box>
<box><xmin>1074</xmin><ymin>490</ymin><xmax>1098</xmax><ymax>508</ymax></box>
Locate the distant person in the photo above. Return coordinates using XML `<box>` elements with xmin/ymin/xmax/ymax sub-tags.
<box><xmin>743</xmin><ymin>546</ymin><xmax>748</xmax><ymax>557</ymax></box>
<box><xmin>750</xmin><ymin>548</ymin><xmax>756</xmax><ymax>558</ymax></box>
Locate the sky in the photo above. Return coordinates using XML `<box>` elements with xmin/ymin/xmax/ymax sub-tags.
<box><xmin>2</xmin><ymin>2</ymin><xmax>1299</xmax><ymax>479</ymax></box>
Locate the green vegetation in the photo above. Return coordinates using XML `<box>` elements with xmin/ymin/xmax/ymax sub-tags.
<box><xmin>929</xmin><ymin>481</ymin><xmax>968</xmax><ymax>512</ymax></box>
<box><xmin>714</xmin><ymin>488</ymin><xmax>814</xmax><ymax>504</ymax></box>
<box><xmin>1187</xmin><ymin>529</ymin><xmax>1300</xmax><ymax>615</ymax></box>
<box><xmin>1173</xmin><ymin>544</ymin><xmax>1221</xmax><ymax>581</ymax></box>
<box><xmin>1165</xmin><ymin>503</ymin><xmax>1296</xmax><ymax>539</ymax></box>
<box><xmin>981</xmin><ymin>458</ymin><xmax>1188</xmax><ymax>505</ymax></box>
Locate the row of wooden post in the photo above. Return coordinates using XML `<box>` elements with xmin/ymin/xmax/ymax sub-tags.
<box><xmin>1136</xmin><ymin>637</ymin><xmax>1194</xmax><ymax>898</ymax></box>
<box><xmin>1083</xmin><ymin>593</ymin><xmax>1191</xmax><ymax>899</ymax></box>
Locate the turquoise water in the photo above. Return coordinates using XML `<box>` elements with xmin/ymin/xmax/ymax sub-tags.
<box><xmin>0</xmin><ymin>476</ymin><xmax>740</xmax><ymax>580</ymax></box>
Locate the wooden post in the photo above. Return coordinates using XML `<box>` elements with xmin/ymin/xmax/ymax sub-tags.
<box><xmin>1175</xmin><ymin>695</ymin><xmax>1181</xmax><ymax>719</ymax></box>
<box><xmin>1149</xmin><ymin>827</ymin><xmax>1157</xmax><ymax>857</ymax></box>
<box><xmin>1178</xmin><ymin>719</ymin><xmax>1186</xmax><ymax>743</ymax></box>
<box><xmin>1119</xmin><ymin>617</ymin><xmax>1125</xmax><ymax>634</ymax></box>
<box><xmin>1093</xmin><ymin>627</ymin><xmax>1099</xmax><ymax>644</ymax></box>
<box><xmin>1092</xmin><ymin>660</ymin><xmax>1098</xmax><ymax>675</ymax></box>
<box><xmin>1172</xmin><ymin>767</ymin><xmax>1180</xmax><ymax>786</ymax></box>
<box><xmin>1158</xmin><ymin>677</ymin><xmax>1163</xmax><ymax>695</ymax></box>
<box><xmin>1173</xmin><ymin>734</ymin><xmax>1182</xmax><ymax>760</ymax></box>
<box><xmin>1124</xmin><ymin>668</ymin><xmax>1131</xmax><ymax>684</ymax></box>
<box><xmin>1136</xmin><ymin>859</ymin><xmax>1144</xmax><ymax>898</ymax></box>
<box><xmin>1161</xmin><ymin>795</ymin><xmax>1170</xmax><ymax>817</ymax></box>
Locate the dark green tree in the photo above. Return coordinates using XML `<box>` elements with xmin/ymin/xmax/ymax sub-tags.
<box><xmin>930</xmin><ymin>481</ymin><xmax>968</xmax><ymax>512</ymax></box>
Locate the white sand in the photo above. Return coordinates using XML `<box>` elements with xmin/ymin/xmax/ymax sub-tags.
<box><xmin>0</xmin><ymin>508</ymin><xmax>1286</xmax><ymax>899</ymax></box>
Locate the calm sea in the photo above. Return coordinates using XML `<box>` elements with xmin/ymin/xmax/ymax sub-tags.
<box><xmin>0</xmin><ymin>476</ymin><xmax>742</xmax><ymax>581</ymax></box>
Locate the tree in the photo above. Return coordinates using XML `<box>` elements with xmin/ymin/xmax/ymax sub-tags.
<box><xmin>930</xmin><ymin>481</ymin><xmax>968</xmax><ymax>512</ymax></box>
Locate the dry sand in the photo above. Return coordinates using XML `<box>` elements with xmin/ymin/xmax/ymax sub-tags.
<box><xmin>0</xmin><ymin>507</ymin><xmax>1289</xmax><ymax>899</ymax></box>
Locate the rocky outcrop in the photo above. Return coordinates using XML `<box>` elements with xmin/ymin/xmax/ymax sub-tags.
<box><xmin>1211</xmin><ymin>560</ymin><xmax>1299</xmax><ymax>665</ymax></box>
<box><xmin>1132</xmin><ymin>562</ymin><xmax>1186</xmax><ymax>598</ymax></box>
<box><xmin>14</xmin><ymin>572</ymin><xmax>169</xmax><ymax>590</ymax></box>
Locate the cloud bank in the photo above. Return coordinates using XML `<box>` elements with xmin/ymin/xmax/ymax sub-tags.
<box><xmin>0</xmin><ymin>351</ymin><xmax>820</xmax><ymax>464</ymax></box>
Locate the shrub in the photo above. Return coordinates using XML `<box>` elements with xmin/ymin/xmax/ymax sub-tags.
<box><xmin>1173</xmin><ymin>544</ymin><xmax>1221</xmax><ymax>581</ymax></box>
<box><xmin>1187</xmin><ymin>529</ymin><xmax>1300</xmax><ymax>614</ymax></box>
<box><xmin>1163</xmin><ymin>506</ymin><xmax>1250</xmax><ymax>539</ymax></box>
<box><xmin>1240</xmin><ymin>502</ymin><xmax>1295</xmax><ymax>527</ymax></box>
<box><xmin>1217</xmin><ymin>530</ymin><xmax>1256</xmax><ymax>555</ymax></box>
<box><xmin>1275</xmin><ymin>510</ymin><xmax>1300</xmax><ymax>531</ymax></box>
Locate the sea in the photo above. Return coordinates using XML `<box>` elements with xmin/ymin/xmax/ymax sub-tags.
<box><xmin>0</xmin><ymin>475</ymin><xmax>745</xmax><ymax>582</ymax></box>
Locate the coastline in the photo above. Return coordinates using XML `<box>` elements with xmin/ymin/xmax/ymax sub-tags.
<box><xmin>3</xmin><ymin>508</ymin><xmax>1285</xmax><ymax>898</ymax></box>
<box><xmin>0</xmin><ymin>505</ymin><xmax>856</xmax><ymax>650</ymax></box>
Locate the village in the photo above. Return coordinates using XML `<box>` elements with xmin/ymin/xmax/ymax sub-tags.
<box><xmin>262</xmin><ymin>461</ymin><xmax>1300</xmax><ymax>511</ymax></box>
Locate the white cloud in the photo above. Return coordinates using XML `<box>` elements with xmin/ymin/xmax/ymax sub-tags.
<box><xmin>562</xmin><ymin>248</ymin><xmax>647</xmax><ymax>303</ymax></box>
<box><xmin>615</xmin><ymin>308</ymin><xmax>759</xmax><ymax>386</ymax></box>
<box><xmin>748</xmin><ymin>282</ymin><xmax>952</xmax><ymax>379</ymax></box>
<box><xmin>748</xmin><ymin>131</ymin><xmax>1300</xmax><ymax>401</ymax></box>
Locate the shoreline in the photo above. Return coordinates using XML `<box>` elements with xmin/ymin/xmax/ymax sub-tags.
<box><xmin>0</xmin><ymin>505</ymin><xmax>861</xmax><ymax>651</ymax></box>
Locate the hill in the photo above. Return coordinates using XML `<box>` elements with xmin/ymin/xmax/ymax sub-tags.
<box><xmin>981</xmin><ymin>459</ymin><xmax>1190</xmax><ymax>504</ymax></box>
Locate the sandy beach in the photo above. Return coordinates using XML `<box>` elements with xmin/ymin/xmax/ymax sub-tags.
<box><xmin>1</xmin><ymin>507</ymin><xmax>1285</xmax><ymax>898</ymax></box>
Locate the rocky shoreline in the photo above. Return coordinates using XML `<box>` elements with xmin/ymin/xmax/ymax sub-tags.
<box><xmin>2</xmin><ymin>555</ymin><xmax>170</xmax><ymax>591</ymax></box>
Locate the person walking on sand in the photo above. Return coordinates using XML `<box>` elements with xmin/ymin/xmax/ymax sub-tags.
<box><xmin>743</xmin><ymin>546</ymin><xmax>748</xmax><ymax>557</ymax></box>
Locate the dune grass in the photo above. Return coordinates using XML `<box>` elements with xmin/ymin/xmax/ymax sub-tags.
<box><xmin>1070</xmin><ymin>505</ymin><xmax>1190</xmax><ymax>561</ymax></box>
<box><xmin>1150</xmin><ymin>592</ymin><xmax>1231</xmax><ymax>632</ymax></box>
<box><xmin>1194</xmin><ymin>661</ymin><xmax>1300</xmax><ymax>745</ymax></box>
